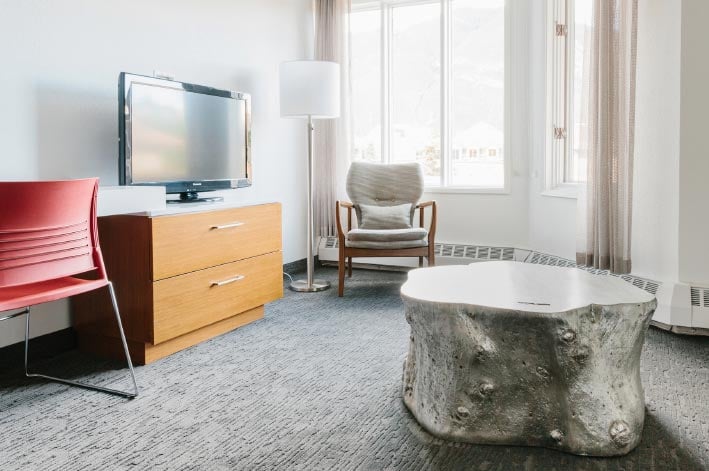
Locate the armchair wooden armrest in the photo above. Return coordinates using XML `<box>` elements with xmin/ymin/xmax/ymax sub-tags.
<box><xmin>335</xmin><ymin>201</ymin><xmax>354</xmax><ymax>241</ymax></box>
<box><xmin>416</xmin><ymin>200</ymin><xmax>437</xmax><ymax>247</ymax></box>
<box><xmin>335</xmin><ymin>200</ymin><xmax>356</xmax><ymax>285</ymax></box>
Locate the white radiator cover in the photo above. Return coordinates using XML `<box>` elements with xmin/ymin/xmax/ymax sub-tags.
<box><xmin>317</xmin><ymin>237</ymin><xmax>709</xmax><ymax>335</ymax></box>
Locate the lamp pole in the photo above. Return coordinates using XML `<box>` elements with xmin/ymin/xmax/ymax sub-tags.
<box><xmin>289</xmin><ymin>115</ymin><xmax>330</xmax><ymax>292</ymax></box>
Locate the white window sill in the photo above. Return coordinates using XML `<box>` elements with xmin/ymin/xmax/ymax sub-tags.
<box><xmin>541</xmin><ymin>183</ymin><xmax>580</xmax><ymax>199</ymax></box>
<box><xmin>424</xmin><ymin>186</ymin><xmax>510</xmax><ymax>195</ymax></box>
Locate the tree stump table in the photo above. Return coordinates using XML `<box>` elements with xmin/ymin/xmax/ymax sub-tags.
<box><xmin>400</xmin><ymin>261</ymin><xmax>657</xmax><ymax>456</ymax></box>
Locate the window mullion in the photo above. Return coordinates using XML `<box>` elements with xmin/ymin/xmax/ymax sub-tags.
<box><xmin>561</xmin><ymin>0</ymin><xmax>570</xmax><ymax>182</ymax></box>
<box><xmin>558</xmin><ymin>0</ymin><xmax>568</xmax><ymax>185</ymax></box>
<box><xmin>547</xmin><ymin>0</ymin><xmax>568</xmax><ymax>190</ymax></box>
<box><xmin>554</xmin><ymin>0</ymin><xmax>562</xmax><ymax>187</ymax></box>
<box><xmin>440</xmin><ymin>0</ymin><xmax>451</xmax><ymax>187</ymax></box>
<box><xmin>381</xmin><ymin>3</ymin><xmax>392</xmax><ymax>164</ymax></box>
<box><xmin>564</xmin><ymin>0</ymin><xmax>575</xmax><ymax>183</ymax></box>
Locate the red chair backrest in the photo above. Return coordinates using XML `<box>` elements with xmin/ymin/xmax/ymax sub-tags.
<box><xmin>0</xmin><ymin>179</ymin><xmax>105</xmax><ymax>288</ymax></box>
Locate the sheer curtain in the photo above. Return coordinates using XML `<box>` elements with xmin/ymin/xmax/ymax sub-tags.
<box><xmin>313</xmin><ymin>0</ymin><xmax>352</xmax><ymax>238</ymax></box>
<box><xmin>576</xmin><ymin>0</ymin><xmax>638</xmax><ymax>274</ymax></box>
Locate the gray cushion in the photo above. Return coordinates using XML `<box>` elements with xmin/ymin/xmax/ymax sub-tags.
<box><xmin>347</xmin><ymin>227</ymin><xmax>428</xmax><ymax>243</ymax></box>
<box><xmin>346</xmin><ymin>227</ymin><xmax>429</xmax><ymax>249</ymax></box>
<box><xmin>359</xmin><ymin>203</ymin><xmax>412</xmax><ymax>230</ymax></box>
<box><xmin>345</xmin><ymin>239</ymin><xmax>428</xmax><ymax>249</ymax></box>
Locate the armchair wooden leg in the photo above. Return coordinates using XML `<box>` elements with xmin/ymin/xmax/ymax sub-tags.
<box><xmin>428</xmin><ymin>245</ymin><xmax>435</xmax><ymax>266</ymax></box>
<box><xmin>347</xmin><ymin>257</ymin><xmax>353</xmax><ymax>277</ymax></box>
<box><xmin>418</xmin><ymin>256</ymin><xmax>424</xmax><ymax>267</ymax></box>
<box><xmin>338</xmin><ymin>251</ymin><xmax>346</xmax><ymax>297</ymax></box>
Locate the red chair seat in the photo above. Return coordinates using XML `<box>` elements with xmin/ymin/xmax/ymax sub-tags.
<box><xmin>0</xmin><ymin>277</ymin><xmax>107</xmax><ymax>312</ymax></box>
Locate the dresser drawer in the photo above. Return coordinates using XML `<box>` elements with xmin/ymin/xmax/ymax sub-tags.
<box><xmin>151</xmin><ymin>203</ymin><xmax>281</xmax><ymax>280</ymax></box>
<box><xmin>152</xmin><ymin>251</ymin><xmax>282</xmax><ymax>344</ymax></box>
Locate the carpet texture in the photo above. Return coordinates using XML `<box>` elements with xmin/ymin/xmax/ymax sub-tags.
<box><xmin>0</xmin><ymin>267</ymin><xmax>707</xmax><ymax>470</ymax></box>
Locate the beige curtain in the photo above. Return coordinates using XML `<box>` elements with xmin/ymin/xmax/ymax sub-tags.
<box><xmin>576</xmin><ymin>0</ymin><xmax>638</xmax><ymax>274</ymax></box>
<box><xmin>314</xmin><ymin>0</ymin><xmax>351</xmax><ymax>238</ymax></box>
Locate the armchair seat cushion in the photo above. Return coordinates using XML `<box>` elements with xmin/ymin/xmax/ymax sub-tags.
<box><xmin>346</xmin><ymin>227</ymin><xmax>428</xmax><ymax>249</ymax></box>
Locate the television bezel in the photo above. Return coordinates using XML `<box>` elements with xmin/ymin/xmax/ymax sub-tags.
<box><xmin>118</xmin><ymin>72</ymin><xmax>252</xmax><ymax>195</ymax></box>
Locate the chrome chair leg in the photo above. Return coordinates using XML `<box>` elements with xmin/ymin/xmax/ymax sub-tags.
<box><xmin>24</xmin><ymin>282</ymin><xmax>139</xmax><ymax>398</ymax></box>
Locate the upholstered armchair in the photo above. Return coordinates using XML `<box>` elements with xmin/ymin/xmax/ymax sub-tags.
<box><xmin>335</xmin><ymin>162</ymin><xmax>437</xmax><ymax>296</ymax></box>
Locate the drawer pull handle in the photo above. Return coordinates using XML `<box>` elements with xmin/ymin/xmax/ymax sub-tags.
<box><xmin>210</xmin><ymin>222</ymin><xmax>245</xmax><ymax>230</ymax></box>
<box><xmin>210</xmin><ymin>275</ymin><xmax>245</xmax><ymax>287</ymax></box>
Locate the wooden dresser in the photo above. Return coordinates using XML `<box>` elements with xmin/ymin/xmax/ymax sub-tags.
<box><xmin>73</xmin><ymin>203</ymin><xmax>282</xmax><ymax>365</ymax></box>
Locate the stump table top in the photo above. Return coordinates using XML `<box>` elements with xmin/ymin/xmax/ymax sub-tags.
<box><xmin>401</xmin><ymin>261</ymin><xmax>655</xmax><ymax>313</ymax></box>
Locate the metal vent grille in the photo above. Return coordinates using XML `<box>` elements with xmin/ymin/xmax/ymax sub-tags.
<box><xmin>526</xmin><ymin>252</ymin><xmax>577</xmax><ymax>268</ymax></box>
<box><xmin>524</xmin><ymin>251</ymin><xmax>661</xmax><ymax>295</ymax></box>
<box><xmin>643</xmin><ymin>281</ymin><xmax>661</xmax><ymax>295</ymax></box>
<box><xmin>434</xmin><ymin>243</ymin><xmax>514</xmax><ymax>261</ymax></box>
<box><xmin>323</xmin><ymin>238</ymin><xmax>514</xmax><ymax>262</ymax></box>
<box><xmin>690</xmin><ymin>287</ymin><xmax>709</xmax><ymax>307</ymax></box>
<box><xmin>620</xmin><ymin>277</ymin><xmax>661</xmax><ymax>295</ymax></box>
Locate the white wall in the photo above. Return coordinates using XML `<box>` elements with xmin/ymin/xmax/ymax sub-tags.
<box><xmin>678</xmin><ymin>0</ymin><xmax>709</xmax><ymax>286</ymax></box>
<box><xmin>0</xmin><ymin>0</ymin><xmax>313</xmax><ymax>347</ymax></box>
<box><xmin>632</xmin><ymin>0</ymin><xmax>681</xmax><ymax>283</ymax></box>
<box><xmin>425</xmin><ymin>187</ymin><xmax>529</xmax><ymax>248</ymax></box>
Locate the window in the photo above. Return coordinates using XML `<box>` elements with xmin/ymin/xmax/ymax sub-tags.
<box><xmin>351</xmin><ymin>8</ymin><xmax>382</xmax><ymax>162</ymax></box>
<box><xmin>546</xmin><ymin>0</ymin><xmax>592</xmax><ymax>191</ymax></box>
<box><xmin>351</xmin><ymin>0</ymin><xmax>507</xmax><ymax>190</ymax></box>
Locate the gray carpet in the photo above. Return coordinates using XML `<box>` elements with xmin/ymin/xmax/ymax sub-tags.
<box><xmin>1</xmin><ymin>267</ymin><xmax>707</xmax><ymax>470</ymax></box>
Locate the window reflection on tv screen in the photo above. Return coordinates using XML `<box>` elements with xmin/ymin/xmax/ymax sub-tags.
<box><xmin>129</xmin><ymin>83</ymin><xmax>247</xmax><ymax>183</ymax></box>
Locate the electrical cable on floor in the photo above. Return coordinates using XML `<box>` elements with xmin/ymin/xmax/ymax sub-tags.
<box><xmin>283</xmin><ymin>272</ymin><xmax>294</xmax><ymax>283</ymax></box>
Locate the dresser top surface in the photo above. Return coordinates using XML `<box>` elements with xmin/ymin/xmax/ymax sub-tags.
<box><xmin>126</xmin><ymin>200</ymin><xmax>279</xmax><ymax>217</ymax></box>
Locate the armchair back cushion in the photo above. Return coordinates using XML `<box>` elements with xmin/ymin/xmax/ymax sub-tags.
<box><xmin>359</xmin><ymin>203</ymin><xmax>412</xmax><ymax>230</ymax></box>
<box><xmin>346</xmin><ymin>162</ymin><xmax>424</xmax><ymax>227</ymax></box>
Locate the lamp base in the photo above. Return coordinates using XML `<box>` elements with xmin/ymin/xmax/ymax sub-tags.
<box><xmin>289</xmin><ymin>279</ymin><xmax>331</xmax><ymax>292</ymax></box>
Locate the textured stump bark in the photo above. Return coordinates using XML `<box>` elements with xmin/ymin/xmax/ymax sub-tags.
<box><xmin>401</xmin><ymin>262</ymin><xmax>657</xmax><ymax>457</ymax></box>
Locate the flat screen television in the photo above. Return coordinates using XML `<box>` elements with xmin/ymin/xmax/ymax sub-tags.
<box><xmin>118</xmin><ymin>72</ymin><xmax>251</xmax><ymax>202</ymax></box>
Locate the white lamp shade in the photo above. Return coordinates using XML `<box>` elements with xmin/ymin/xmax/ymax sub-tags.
<box><xmin>279</xmin><ymin>60</ymin><xmax>340</xmax><ymax>119</ymax></box>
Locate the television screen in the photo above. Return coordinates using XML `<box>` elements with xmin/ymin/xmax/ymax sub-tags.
<box><xmin>130</xmin><ymin>83</ymin><xmax>247</xmax><ymax>183</ymax></box>
<box><xmin>119</xmin><ymin>73</ymin><xmax>251</xmax><ymax>197</ymax></box>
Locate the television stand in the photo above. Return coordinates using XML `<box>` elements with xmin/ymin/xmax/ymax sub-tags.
<box><xmin>73</xmin><ymin>202</ymin><xmax>283</xmax><ymax>364</ymax></box>
<box><xmin>167</xmin><ymin>191</ymin><xmax>224</xmax><ymax>204</ymax></box>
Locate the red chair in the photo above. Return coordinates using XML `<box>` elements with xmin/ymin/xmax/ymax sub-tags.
<box><xmin>0</xmin><ymin>179</ymin><xmax>138</xmax><ymax>398</ymax></box>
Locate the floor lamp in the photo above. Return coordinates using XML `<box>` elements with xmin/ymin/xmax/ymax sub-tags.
<box><xmin>280</xmin><ymin>60</ymin><xmax>340</xmax><ymax>292</ymax></box>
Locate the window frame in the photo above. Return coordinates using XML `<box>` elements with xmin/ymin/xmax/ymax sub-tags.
<box><xmin>543</xmin><ymin>0</ymin><xmax>583</xmax><ymax>199</ymax></box>
<box><xmin>351</xmin><ymin>0</ymin><xmax>511</xmax><ymax>194</ymax></box>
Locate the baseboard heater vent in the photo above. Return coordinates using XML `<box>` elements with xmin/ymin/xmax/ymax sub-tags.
<box><xmin>320</xmin><ymin>238</ymin><xmax>515</xmax><ymax>262</ymax></box>
<box><xmin>318</xmin><ymin>237</ymin><xmax>516</xmax><ymax>269</ymax></box>
<box><xmin>435</xmin><ymin>243</ymin><xmax>515</xmax><ymax>261</ymax></box>
<box><xmin>524</xmin><ymin>251</ymin><xmax>661</xmax><ymax>296</ymax></box>
<box><xmin>691</xmin><ymin>287</ymin><xmax>709</xmax><ymax>307</ymax></box>
<box><xmin>525</xmin><ymin>252</ymin><xmax>578</xmax><ymax>268</ymax></box>
<box><xmin>323</xmin><ymin>236</ymin><xmax>339</xmax><ymax>249</ymax></box>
